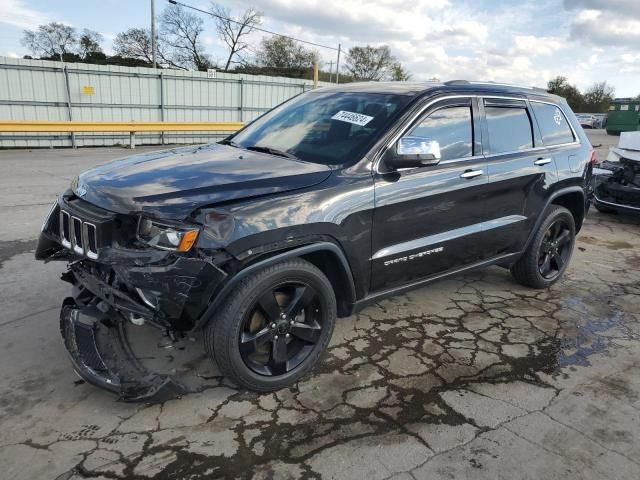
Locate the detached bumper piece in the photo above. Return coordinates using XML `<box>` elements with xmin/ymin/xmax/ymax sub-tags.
<box><xmin>592</xmin><ymin>132</ymin><xmax>640</xmax><ymax>214</ymax></box>
<box><xmin>593</xmin><ymin>163</ymin><xmax>640</xmax><ymax>214</ymax></box>
<box><xmin>60</xmin><ymin>298</ymin><xmax>186</xmax><ymax>402</ymax></box>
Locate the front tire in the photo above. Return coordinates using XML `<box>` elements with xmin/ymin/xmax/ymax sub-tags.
<box><xmin>511</xmin><ymin>205</ymin><xmax>576</xmax><ymax>289</ymax></box>
<box><xmin>205</xmin><ymin>258</ymin><xmax>336</xmax><ymax>392</ymax></box>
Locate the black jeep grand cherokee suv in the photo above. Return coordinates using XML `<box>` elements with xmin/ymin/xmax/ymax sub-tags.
<box><xmin>37</xmin><ymin>81</ymin><xmax>593</xmax><ymax>399</ymax></box>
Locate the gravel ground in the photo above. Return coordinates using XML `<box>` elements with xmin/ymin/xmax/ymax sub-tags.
<box><xmin>1</xmin><ymin>131</ymin><xmax>639</xmax><ymax>480</ymax></box>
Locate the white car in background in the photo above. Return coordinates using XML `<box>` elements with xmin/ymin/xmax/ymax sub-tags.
<box><xmin>576</xmin><ymin>114</ymin><xmax>597</xmax><ymax>129</ymax></box>
<box><xmin>592</xmin><ymin>113</ymin><xmax>608</xmax><ymax>128</ymax></box>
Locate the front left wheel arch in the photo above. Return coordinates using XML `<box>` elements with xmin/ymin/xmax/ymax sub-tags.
<box><xmin>194</xmin><ymin>241</ymin><xmax>356</xmax><ymax>330</ymax></box>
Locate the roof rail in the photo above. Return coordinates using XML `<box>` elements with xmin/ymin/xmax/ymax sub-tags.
<box><xmin>444</xmin><ymin>80</ymin><xmax>470</xmax><ymax>85</ymax></box>
<box><xmin>444</xmin><ymin>80</ymin><xmax>546</xmax><ymax>93</ymax></box>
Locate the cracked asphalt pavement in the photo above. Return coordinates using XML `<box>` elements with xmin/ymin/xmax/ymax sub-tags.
<box><xmin>1</xmin><ymin>132</ymin><xmax>640</xmax><ymax>479</ymax></box>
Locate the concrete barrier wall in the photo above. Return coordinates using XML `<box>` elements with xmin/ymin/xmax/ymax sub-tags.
<box><xmin>0</xmin><ymin>57</ymin><xmax>328</xmax><ymax>148</ymax></box>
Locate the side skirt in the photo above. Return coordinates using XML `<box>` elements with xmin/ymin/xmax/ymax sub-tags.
<box><xmin>348</xmin><ymin>252</ymin><xmax>521</xmax><ymax>315</ymax></box>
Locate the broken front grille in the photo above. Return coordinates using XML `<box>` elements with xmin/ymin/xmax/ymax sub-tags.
<box><xmin>60</xmin><ymin>210</ymin><xmax>99</xmax><ymax>259</ymax></box>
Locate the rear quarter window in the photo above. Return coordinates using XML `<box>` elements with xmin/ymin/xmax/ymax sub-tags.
<box><xmin>531</xmin><ymin>102</ymin><xmax>575</xmax><ymax>146</ymax></box>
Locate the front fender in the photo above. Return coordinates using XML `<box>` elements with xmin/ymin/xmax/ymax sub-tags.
<box><xmin>193</xmin><ymin>241</ymin><xmax>357</xmax><ymax>330</ymax></box>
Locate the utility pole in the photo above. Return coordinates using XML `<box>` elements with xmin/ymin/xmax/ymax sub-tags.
<box><xmin>327</xmin><ymin>60</ymin><xmax>334</xmax><ymax>83</ymax></box>
<box><xmin>151</xmin><ymin>0</ymin><xmax>157</xmax><ymax>68</ymax></box>
<box><xmin>335</xmin><ymin>44</ymin><xmax>341</xmax><ymax>84</ymax></box>
<box><xmin>313</xmin><ymin>62</ymin><xmax>319</xmax><ymax>88</ymax></box>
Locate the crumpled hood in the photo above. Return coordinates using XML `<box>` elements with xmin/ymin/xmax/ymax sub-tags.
<box><xmin>75</xmin><ymin>144</ymin><xmax>332</xmax><ymax>220</ymax></box>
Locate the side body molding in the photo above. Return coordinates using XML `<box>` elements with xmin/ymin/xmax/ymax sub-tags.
<box><xmin>371</xmin><ymin>215</ymin><xmax>527</xmax><ymax>261</ymax></box>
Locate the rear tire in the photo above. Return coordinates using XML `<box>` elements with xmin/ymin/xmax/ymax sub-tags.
<box><xmin>511</xmin><ymin>205</ymin><xmax>575</xmax><ymax>289</ymax></box>
<box><xmin>205</xmin><ymin>258</ymin><xmax>336</xmax><ymax>392</ymax></box>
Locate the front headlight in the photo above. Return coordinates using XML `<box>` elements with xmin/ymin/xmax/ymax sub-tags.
<box><xmin>137</xmin><ymin>217</ymin><xmax>200</xmax><ymax>252</ymax></box>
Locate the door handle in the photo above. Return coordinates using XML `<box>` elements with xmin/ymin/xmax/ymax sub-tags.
<box><xmin>534</xmin><ymin>158</ymin><xmax>552</xmax><ymax>166</ymax></box>
<box><xmin>460</xmin><ymin>169</ymin><xmax>484</xmax><ymax>179</ymax></box>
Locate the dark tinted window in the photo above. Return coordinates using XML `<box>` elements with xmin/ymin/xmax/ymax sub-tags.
<box><xmin>407</xmin><ymin>106</ymin><xmax>473</xmax><ymax>160</ymax></box>
<box><xmin>531</xmin><ymin>102</ymin><xmax>575</xmax><ymax>146</ymax></box>
<box><xmin>485</xmin><ymin>106</ymin><xmax>533</xmax><ymax>154</ymax></box>
<box><xmin>231</xmin><ymin>91</ymin><xmax>411</xmax><ymax>165</ymax></box>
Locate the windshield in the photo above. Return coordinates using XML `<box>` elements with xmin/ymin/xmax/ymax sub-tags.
<box><xmin>228</xmin><ymin>91</ymin><xmax>412</xmax><ymax>166</ymax></box>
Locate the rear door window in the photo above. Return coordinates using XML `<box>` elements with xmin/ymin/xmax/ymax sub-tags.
<box><xmin>485</xmin><ymin>105</ymin><xmax>533</xmax><ymax>154</ymax></box>
<box><xmin>531</xmin><ymin>102</ymin><xmax>575</xmax><ymax>146</ymax></box>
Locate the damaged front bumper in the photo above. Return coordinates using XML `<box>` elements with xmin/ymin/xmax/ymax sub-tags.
<box><xmin>60</xmin><ymin>297</ymin><xmax>186</xmax><ymax>401</ymax></box>
<box><xmin>37</xmin><ymin>195</ymin><xmax>231</xmax><ymax>400</ymax></box>
<box><xmin>66</xmin><ymin>254</ymin><xmax>227</xmax><ymax>331</ymax></box>
<box><xmin>38</xmin><ymin>195</ymin><xmax>229</xmax><ymax>330</ymax></box>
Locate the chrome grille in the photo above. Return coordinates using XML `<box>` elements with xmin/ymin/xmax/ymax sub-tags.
<box><xmin>59</xmin><ymin>210</ymin><xmax>99</xmax><ymax>259</ymax></box>
<box><xmin>84</xmin><ymin>223</ymin><xmax>99</xmax><ymax>259</ymax></box>
<box><xmin>60</xmin><ymin>211</ymin><xmax>71</xmax><ymax>248</ymax></box>
<box><xmin>72</xmin><ymin>217</ymin><xmax>83</xmax><ymax>255</ymax></box>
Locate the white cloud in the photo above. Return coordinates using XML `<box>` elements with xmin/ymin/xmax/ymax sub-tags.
<box><xmin>0</xmin><ymin>0</ymin><xmax>51</xmax><ymax>30</ymax></box>
<box><xmin>567</xmin><ymin>0</ymin><xmax>640</xmax><ymax>46</ymax></box>
<box><xmin>621</xmin><ymin>53</ymin><xmax>640</xmax><ymax>63</ymax></box>
<box><xmin>575</xmin><ymin>9</ymin><xmax>600</xmax><ymax>22</ymax></box>
<box><xmin>514</xmin><ymin>35</ymin><xmax>564</xmax><ymax>56</ymax></box>
<box><xmin>209</xmin><ymin>2</ymin><xmax>536</xmax><ymax>90</ymax></box>
<box><xmin>619</xmin><ymin>53</ymin><xmax>640</xmax><ymax>73</ymax></box>
<box><xmin>564</xmin><ymin>0</ymin><xmax>640</xmax><ymax>16</ymax></box>
<box><xmin>234</xmin><ymin>0</ymin><xmax>454</xmax><ymax>43</ymax></box>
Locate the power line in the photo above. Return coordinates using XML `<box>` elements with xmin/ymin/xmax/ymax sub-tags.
<box><xmin>167</xmin><ymin>0</ymin><xmax>340</xmax><ymax>52</ymax></box>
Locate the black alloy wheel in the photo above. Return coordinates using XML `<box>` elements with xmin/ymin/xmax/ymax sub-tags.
<box><xmin>537</xmin><ymin>218</ymin><xmax>573</xmax><ymax>280</ymax></box>
<box><xmin>239</xmin><ymin>282</ymin><xmax>323</xmax><ymax>376</ymax></box>
<box><xmin>206</xmin><ymin>258</ymin><xmax>336</xmax><ymax>392</ymax></box>
<box><xmin>510</xmin><ymin>205</ymin><xmax>576</xmax><ymax>289</ymax></box>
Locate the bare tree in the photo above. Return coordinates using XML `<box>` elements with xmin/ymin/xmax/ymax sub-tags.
<box><xmin>160</xmin><ymin>4</ymin><xmax>212</xmax><ymax>70</ymax></box>
<box><xmin>345</xmin><ymin>45</ymin><xmax>396</xmax><ymax>81</ymax></box>
<box><xmin>113</xmin><ymin>28</ymin><xmax>155</xmax><ymax>63</ymax></box>
<box><xmin>114</xmin><ymin>27</ymin><xmax>186</xmax><ymax>69</ymax></box>
<box><xmin>22</xmin><ymin>22</ymin><xmax>77</xmax><ymax>59</ymax></box>
<box><xmin>210</xmin><ymin>3</ymin><xmax>261</xmax><ymax>71</ymax></box>
<box><xmin>78</xmin><ymin>29</ymin><xmax>103</xmax><ymax>60</ymax></box>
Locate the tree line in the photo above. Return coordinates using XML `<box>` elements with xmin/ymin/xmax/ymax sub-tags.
<box><xmin>546</xmin><ymin>76</ymin><xmax>626</xmax><ymax>113</ymax></box>
<box><xmin>20</xmin><ymin>2</ymin><xmax>410</xmax><ymax>82</ymax></box>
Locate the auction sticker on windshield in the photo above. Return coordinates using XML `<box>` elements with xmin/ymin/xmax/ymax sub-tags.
<box><xmin>331</xmin><ymin>110</ymin><xmax>374</xmax><ymax>126</ymax></box>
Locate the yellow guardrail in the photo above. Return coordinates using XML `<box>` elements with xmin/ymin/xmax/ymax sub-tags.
<box><xmin>0</xmin><ymin>121</ymin><xmax>245</xmax><ymax>148</ymax></box>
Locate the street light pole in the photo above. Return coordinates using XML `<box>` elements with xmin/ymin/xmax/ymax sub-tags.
<box><xmin>151</xmin><ymin>0</ymin><xmax>157</xmax><ymax>68</ymax></box>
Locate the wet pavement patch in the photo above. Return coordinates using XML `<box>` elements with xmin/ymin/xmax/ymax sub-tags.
<box><xmin>0</xmin><ymin>238</ymin><xmax>36</xmax><ymax>269</ymax></box>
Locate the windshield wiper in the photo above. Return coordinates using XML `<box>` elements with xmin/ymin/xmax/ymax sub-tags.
<box><xmin>219</xmin><ymin>138</ymin><xmax>240</xmax><ymax>148</ymax></box>
<box><xmin>245</xmin><ymin>145</ymin><xmax>298</xmax><ymax>160</ymax></box>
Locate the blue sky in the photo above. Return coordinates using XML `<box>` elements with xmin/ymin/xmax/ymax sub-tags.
<box><xmin>1</xmin><ymin>0</ymin><xmax>639</xmax><ymax>96</ymax></box>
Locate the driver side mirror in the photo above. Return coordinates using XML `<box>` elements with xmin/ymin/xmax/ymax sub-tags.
<box><xmin>384</xmin><ymin>137</ymin><xmax>442</xmax><ymax>170</ymax></box>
